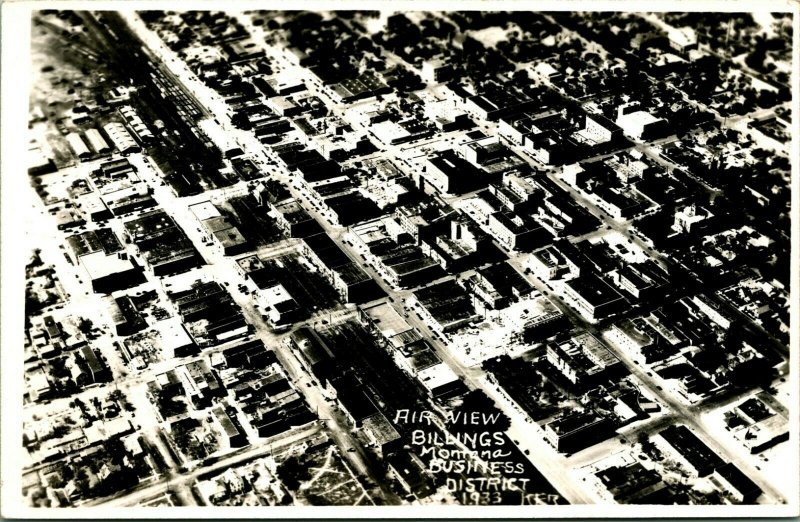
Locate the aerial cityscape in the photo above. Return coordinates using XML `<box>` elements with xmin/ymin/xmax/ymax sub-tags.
<box><xmin>14</xmin><ymin>8</ymin><xmax>795</xmax><ymax>512</ymax></box>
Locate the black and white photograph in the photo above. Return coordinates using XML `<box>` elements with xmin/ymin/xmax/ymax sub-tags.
<box><xmin>1</xmin><ymin>0</ymin><xmax>797</xmax><ymax>517</ymax></box>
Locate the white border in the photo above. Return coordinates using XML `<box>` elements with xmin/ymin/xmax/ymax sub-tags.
<box><xmin>2</xmin><ymin>0</ymin><xmax>798</xmax><ymax>518</ymax></box>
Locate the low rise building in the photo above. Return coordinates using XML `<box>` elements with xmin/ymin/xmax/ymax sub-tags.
<box><xmin>527</xmin><ymin>243</ymin><xmax>580</xmax><ymax>281</ymax></box>
<box><xmin>546</xmin><ymin>332</ymin><xmax>621</xmax><ymax>386</ymax></box>
<box><xmin>606</xmin><ymin>317</ymin><xmax>681</xmax><ymax>363</ymax></box>
<box><xmin>463</xmin><ymin>82</ymin><xmax>536</xmax><ymax>121</ymax></box>
<box><xmin>361</xmin><ymin>412</ymin><xmax>402</xmax><ymax>457</ymax></box>
<box><xmin>301</xmin><ymin>233</ymin><xmax>374</xmax><ymax>303</ymax></box>
<box><xmin>359</xmin><ymin>301</ymin><xmax>412</xmax><ymax>340</ymax></box>
<box><xmin>78</xmin><ymin>345</ymin><xmax>111</xmax><ymax>384</ymax></box>
<box><xmin>530</xmin><ymin>61</ymin><xmax>562</xmax><ymax>84</ymax></box>
<box><xmin>487</xmin><ymin>210</ymin><xmax>553</xmax><ymax>252</ymax></box>
<box><xmin>100</xmin><ymin>184</ymin><xmax>157</xmax><ymax>217</ymax></box>
<box><xmin>466</xmin><ymin>262</ymin><xmax>533</xmax><ymax>310</ymax></box>
<box><xmin>332</xmin><ymin>373</ymin><xmax>380</xmax><ymax>428</ymax></box>
<box><xmin>731</xmin><ymin>397</ymin><xmax>789</xmax><ymax>453</ymax></box>
<box><xmin>615</xmin><ymin>102</ymin><xmax>670</xmax><ymax>141</ymax></box>
<box><xmin>27</xmin><ymin>367</ymin><xmax>53</xmax><ymax>402</ymax></box>
<box><xmin>498</xmin><ymin>113</ymin><xmax>543</xmax><ymax>146</ymax></box>
<box><xmin>178</xmin><ymin>359</ymin><xmax>223</xmax><ymax>410</ymax></box>
<box><xmin>564</xmin><ymin>274</ymin><xmax>626</xmax><ymax>321</ymax></box>
<box><xmin>423</xmin><ymin>100</ymin><xmax>470</xmax><ymax>131</ymax></box>
<box><xmin>461</xmin><ymin>136</ymin><xmax>509</xmax><ymax>167</ymax></box>
<box><xmin>713</xmin><ymin>463</ymin><xmax>762</xmax><ymax>503</ymax></box>
<box><xmin>609</xmin><ymin>264</ymin><xmax>666</xmax><ymax>300</ymax></box>
<box><xmin>169</xmin><ymin>280</ymin><xmax>248</xmax><ymax>345</ymax></box>
<box><xmin>66</xmin><ymin>132</ymin><xmax>91</xmax><ymax>160</ymax></box>
<box><xmin>155</xmin><ymin>318</ymin><xmax>195</xmax><ymax>358</ymax></box>
<box><xmin>416</xmin><ymin>362</ymin><xmax>465</xmax><ymax>400</ymax></box>
<box><xmin>266</xmin><ymin>96</ymin><xmax>302</xmax><ymax>117</ymax></box>
<box><xmin>268</xmin><ymin>197</ymin><xmax>321</xmax><ymax>238</ymax></box>
<box><xmin>350</xmin><ymin>217</ymin><xmax>443</xmax><ymax>289</ymax></box>
<box><xmin>123</xmin><ymin>210</ymin><xmax>201</xmax><ymax>276</ymax></box>
<box><xmin>524</xmin><ymin>131</ymin><xmax>573</xmax><ymax>166</ymax></box>
<box><xmin>592</xmin><ymin>186</ymin><xmax>643</xmax><ymax>220</ymax></box>
<box><xmin>212</xmin><ymin>406</ymin><xmax>248</xmax><ymax>448</ymax></box>
<box><xmin>409</xmin><ymin>279</ymin><xmax>480</xmax><ymax>334</ymax></box>
<box><xmin>256</xmin><ymin>284</ymin><xmax>301</xmax><ymax>326</ymax></box>
<box><xmin>421</xmin><ymin>58</ymin><xmax>455</xmax><ymax>84</ymax></box>
<box><xmin>594</xmin><ymin>461</ymin><xmax>666</xmax><ymax>504</ymax></box>
<box><xmin>654</xmin><ymin>425</ymin><xmax>724</xmax><ymax>477</ymax></box>
<box><xmin>102</xmin><ymin>122</ymin><xmax>140</xmax><ymax>153</ymax></box>
<box><xmin>387</xmin><ymin>451</ymin><xmax>433</xmax><ymax>498</ymax></box>
<box><xmin>734</xmin><ymin>413</ymin><xmax>789</xmax><ymax>454</ymax></box>
<box><xmin>511</xmin><ymin>295</ymin><xmax>569</xmax><ymax>343</ymax></box>
<box><xmin>290</xmin><ymin>327</ymin><xmax>336</xmax><ymax>383</ymax></box>
<box><xmin>423</xmin><ymin>150</ymin><xmax>483</xmax><ymax>195</ymax></box>
<box><xmin>190</xmin><ymin>202</ymin><xmax>249</xmax><ymax>256</ymax></box>
<box><xmin>84</xmin><ymin>128</ymin><xmax>111</xmax><ymax>154</ymax></box>
<box><xmin>118</xmin><ymin>105</ymin><xmax>154</xmax><ymax>144</ymax></box>
<box><xmin>672</xmin><ymin>204</ymin><xmax>713</xmax><ymax>234</ymax></box>
<box><xmin>544</xmin><ymin>411</ymin><xmax>614</xmax><ymax>452</ymax></box>
<box><xmin>107</xmin><ymin>295</ymin><xmax>146</xmax><ymax>337</ymax></box>
<box><xmin>28</xmin><ymin>137</ymin><xmax>56</xmax><ymax>175</ymax></box>
<box><xmin>503</xmin><ymin>172</ymin><xmax>541</xmax><ymax>204</ymax></box>
<box><xmin>67</xmin><ymin>229</ymin><xmax>144</xmax><ymax>293</ymax></box>
<box><xmin>685</xmin><ymin>294</ymin><xmax>732</xmax><ymax>330</ymax></box>
<box><xmin>667</xmin><ymin>26</ymin><xmax>698</xmax><ymax>54</ymax></box>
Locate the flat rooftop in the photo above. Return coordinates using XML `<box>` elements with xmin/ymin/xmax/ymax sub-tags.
<box><xmin>413</xmin><ymin>280</ymin><xmax>477</xmax><ymax>326</ymax></box>
<box><xmin>68</xmin><ymin>228</ymin><xmax>123</xmax><ymax>257</ymax></box>
<box><xmin>547</xmin><ymin>411</ymin><xmax>605</xmax><ymax>436</ymax></box>
<box><xmin>566</xmin><ymin>274</ymin><xmax>624</xmax><ymax>307</ymax></box>
<box><xmin>80</xmin><ymin>251</ymin><xmax>136</xmax><ymax>280</ymax></box>
<box><xmin>361</xmin><ymin>302</ymin><xmax>412</xmax><ymax>339</ymax></box>
<box><xmin>303</xmin><ymin>233</ymin><xmax>351</xmax><ymax>270</ymax></box>
<box><xmin>189</xmin><ymin>201</ymin><xmax>222</xmax><ymax>221</ymax></box>
<box><xmin>123</xmin><ymin>209</ymin><xmax>176</xmax><ymax>242</ymax></box>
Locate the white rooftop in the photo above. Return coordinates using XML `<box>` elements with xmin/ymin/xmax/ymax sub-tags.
<box><xmin>156</xmin><ymin>318</ymin><xmax>193</xmax><ymax>352</ymax></box>
<box><xmin>190</xmin><ymin>201</ymin><xmax>222</xmax><ymax>221</ymax></box>
<box><xmin>80</xmin><ymin>251</ymin><xmax>135</xmax><ymax>281</ymax></box>
<box><xmin>417</xmin><ymin>362</ymin><xmax>459</xmax><ymax>390</ymax></box>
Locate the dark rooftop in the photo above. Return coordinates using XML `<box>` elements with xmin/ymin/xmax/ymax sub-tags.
<box><xmin>303</xmin><ymin>233</ymin><xmax>352</xmax><ymax>270</ymax></box>
<box><xmin>478</xmin><ymin>261</ymin><xmax>533</xmax><ymax>297</ymax></box>
<box><xmin>413</xmin><ymin>280</ymin><xmax>477</xmax><ymax>326</ymax></box>
<box><xmin>566</xmin><ymin>274</ymin><xmax>625</xmax><ymax>307</ymax></box>
<box><xmin>331</xmin><ymin>373</ymin><xmax>379</xmax><ymax>422</ymax></box>
<box><xmin>715</xmin><ymin>462</ymin><xmax>762</xmax><ymax>499</ymax></box>
<box><xmin>658</xmin><ymin>425</ymin><xmax>724</xmax><ymax>476</ymax></box>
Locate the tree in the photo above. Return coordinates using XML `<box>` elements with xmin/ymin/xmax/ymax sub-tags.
<box><xmin>51</xmin><ymin>424</ymin><xmax>72</xmax><ymax>439</ymax></box>
<box><xmin>108</xmin><ymin>389</ymin><xmax>126</xmax><ymax>409</ymax></box>
<box><xmin>91</xmin><ymin>396</ymin><xmax>103</xmax><ymax>416</ymax></box>
<box><xmin>276</xmin><ymin>456</ymin><xmax>311</xmax><ymax>490</ymax></box>
<box><xmin>105</xmin><ymin>438</ymin><xmax>128</xmax><ymax>465</ymax></box>
<box><xmin>72</xmin><ymin>397</ymin><xmax>89</xmax><ymax>417</ymax></box>
<box><xmin>756</xmin><ymin>89</ymin><xmax>778</xmax><ymax>109</ymax></box>
<box><xmin>637</xmin><ymin>431</ymin><xmax>661</xmax><ymax>460</ymax></box>
<box><xmin>745</xmin><ymin>42</ymin><xmax>768</xmax><ymax>71</ymax></box>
